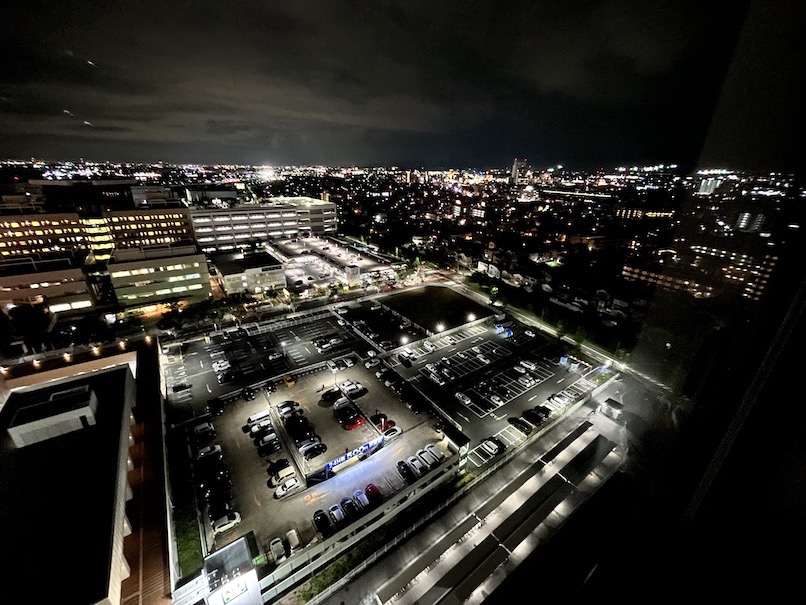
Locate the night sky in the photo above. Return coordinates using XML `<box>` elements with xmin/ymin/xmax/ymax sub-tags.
<box><xmin>0</xmin><ymin>1</ymin><xmax>800</xmax><ymax>171</ymax></box>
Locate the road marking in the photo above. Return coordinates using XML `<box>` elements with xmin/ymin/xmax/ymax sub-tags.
<box><xmin>206</xmin><ymin>384</ymin><xmax>212</xmax><ymax>393</ymax></box>
<box><xmin>528</xmin><ymin>394</ymin><xmax>538</xmax><ymax>401</ymax></box>
<box><xmin>557</xmin><ymin>378</ymin><xmax>565</xmax><ymax>383</ymax></box>
<box><xmin>456</xmin><ymin>411</ymin><xmax>470</xmax><ymax>422</ymax></box>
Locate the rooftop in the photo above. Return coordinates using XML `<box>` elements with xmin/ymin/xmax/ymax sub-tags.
<box><xmin>0</xmin><ymin>365</ymin><xmax>133</xmax><ymax>604</ymax></box>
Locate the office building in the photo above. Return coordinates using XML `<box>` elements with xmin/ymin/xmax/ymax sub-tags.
<box><xmin>189</xmin><ymin>196</ymin><xmax>337</xmax><ymax>253</ymax></box>
<box><xmin>108</xmin><ymin>245</ymin><xmax>211</xmax><ymax>310</ymax></box>
<box><xmin>212</xmin><ymin>252</ymin><xmax>286</xmax><ymax>297</ymax></box>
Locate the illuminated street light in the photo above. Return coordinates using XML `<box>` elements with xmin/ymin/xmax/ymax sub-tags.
<box><xmin>63</xmin><ymin>353</ymin><xmax>72</xmax><ymax>362</ymax></box>
<box><xmin>436</xmin><ymin>323</ymin><xmax>444</xmax><ymax>332</ymax></box>
<box><xmin>468</xmin><ymin>313</ymin><xmax>476</xmax><ymax>321</ymax></box>
<box><xmin>401</xmin><ymin>336</ymin><xmax>409</xmax><ymax>345</ymax></box>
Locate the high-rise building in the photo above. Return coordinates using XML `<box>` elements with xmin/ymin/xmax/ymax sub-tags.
<box><xmin>510</xmin><ymin>158</ymin><xmax>529</xmax><ymax>184</ymax></box>
<box><xmin>0</xmin><ymin>364</ymin><xmax>137</xmax><ymax>605</ymax></box>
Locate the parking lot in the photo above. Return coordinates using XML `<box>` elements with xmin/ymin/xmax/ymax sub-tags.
<box><xmin>181</xmin><ymin>345</ymin><xmax>453</xmax><ymax>556</ymax></box>
<box><xmin>166</xmin><ymin>285</ymin><xmax>606</xmax><ymax>563</ymax></box>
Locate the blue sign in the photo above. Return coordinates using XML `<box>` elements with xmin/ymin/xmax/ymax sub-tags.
<box><xmin>325</xmin><ymin>436</ymin><xmax>383</xmax><ymax>471</ymax></box>
<box><xmin>560</xmin><ymin>356</ymin><xmax>568</xmax><ymax>364</ymax></box>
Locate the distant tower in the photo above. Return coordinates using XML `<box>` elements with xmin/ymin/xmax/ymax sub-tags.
<box><xmin>511</xmin><ymin>158</ymin><xmax>527</xmax><ymax>184</ymax></box>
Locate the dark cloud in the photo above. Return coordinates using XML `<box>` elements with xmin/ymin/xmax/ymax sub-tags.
<box><xmin>1</xmin><ymin>0</ymin><xmax>790</xmax><ymax>170</ymax></box>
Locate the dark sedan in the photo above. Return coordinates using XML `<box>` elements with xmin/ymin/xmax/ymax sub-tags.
<box><xmin>313</xmin><ymin>509</ymin><xmax>335</xmax><ymax>538</ymax></box>
<box><xmin>508</xmin><ymin>416</ymin><xmax>533</xmax><ymax>435</ymax></box>
<box><xmin>397</xmin><ymin>460</ymin><xmax>417</xmax><ymax>484</ymax></box>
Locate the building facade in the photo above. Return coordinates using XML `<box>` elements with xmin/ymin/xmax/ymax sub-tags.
<box><xmin>213</xmin><ymin>252</ymin><xmax>286</xmax><ymax>297</ymax></box>
<box><xmin>108</xmin><ymin>245</ymin><xmax>211</xmax><ymax>308</ymax></box>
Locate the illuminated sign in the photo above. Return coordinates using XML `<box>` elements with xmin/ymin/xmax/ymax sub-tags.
<box><xmin>325</xmin><ymin>436</ymin><xmax>383</xmax><ymax>471</ymax></box>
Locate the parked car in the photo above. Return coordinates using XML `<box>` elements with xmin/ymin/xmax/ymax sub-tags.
<box><xmin>335</xmin><ymin>405</ymin><xmax>360</xmax><ymax>424</ymax></box>
<box><xmin>191</xmin><ymin>422</ymin><xmax>216</xmax><ymax>443</ymax></box>
<box><xmin>241</xmin><ymin>387</ymin><xmax>257</xmax><ymax>400</ymax></box>
<box><xmin>383</xmin><ymin>426</ymin><xmax>403</xmax><ymax>440</ymax></box>
<box><xmin>283</xmin><ymin>374</ymin><xmax>296</xmax><ymax>388</ymax></box>
<box><xmin>417</xmin><ymin>448</ymin><xmax>439</xmax><ymax>470</ymax></box>
<box><xmin>340</xmin><ymin>496</ymin><xmax>360</xmax><ymax>520</ymax></box>
<box><xmin>285</xmin><ymin>528</ymin><xmax>302</xmax><ymax>554</ymax></box>
<box><xmin>426</xmin><ymin>443</ymin><xmax>446</xmax><ymax>464</ymax></box>
<box><xmin>212</xmin><ymin>512</ymin><xmax>241</xmax><ymax>536</ymax></box>
<box><xmin>518</xmin><ymin>376</ymin><xmax>536</xmax><ymax>388</ymax></box>
<box><xmin>365</xmin><ymin>483</ymin><xmax>385</xmax><ymax>506</ymax></box>
<box><xmin>490</xmin><ymin>394</ymin><xmax>504</xmax><ymax>406</ymax></box>
<box><xmin>313</xmin><ymin>509</ymin><xmax>334</xmax><ymax>538</ymax></box>
<box><xmin>397</xmin><ymin>460</ymin><xmax>417</xmax><ymax>484</ymax></box>
<box><xmin>269</xmin><ymin>537</ymin><xmax>287</xmax><ymax>562</ymax></box>
<box><xmin>508</xmin><ymin>417</ymin><xmax>533</xmax><ymax>435</ymax></box>
<box><xmin>274</xmin><ymin>476</ymin><xmax>302</xmax><ymax>499</ymax></box>
<box><xmin>407</xmin><ymin>455</ymin><xmax>427</xmax><ymax>476</ymax></box>
<box><xmin>481</xmin><ymin>438</ymin><xmax>504</xmax><ymax>456</ymax></box>
<box><xmin>344</xmin><ymin>416</ymin><xmax>366</xmax><ymax>430</ymax></box>
<box><xmin>322</xmin><ymin>387</ymin><xmax>343</xmax><ymax>402</ymax></box>
<box><xmin>339</xmin><ymin>381</ymin><xmax>365</xmax><ymax>396</ymax></box>
<box><xmin>277</xmin><ymin>400</ymin><xmax>301</xmax><ymax>414</ymax></box>
<box><xmin>196</xmin><ymin>444</ymin><xmax>222</xmax><ymax>461</ymax></box>
<box><xmin>257</xmin><ymin>440</ymin><xmax>282</xmax><ymax>457</ymax></box>
<box><xmin>249</xmin><ymin>419</ymin><xmax>274</xmax><ymax>438</ymax></box>
<box><xmin>455</xmin><ymin>392</ymin><xmax>472</xmax><ymax>405</ymax></box>
<box><xmin>353</xmin><ymin>489</ymin><xmax>370</xmax><ymax>510</ymax></box>
<box><xmin>328</xmin><ymin>503</ymin><xmax>347</xmax><ymax>528</ymax></box>
<box><xmin>428</xmin><ymin>372</ymin><xmax>446</xmax><ymax>386</ymax></box>
<box><xmin>477</xmin><ymin>354</ymin><xmax>491</xmax><ymax>364</ymax></box>
<box><xmin>255</xmin><ymin>432</ymin><xmax>279</xmax><ymax>448</ymax></box>
<box><xmin>266</xmin><ymin>458</ymin><xmax>290</xmax><ymax>477</ymax></box>
<box><xmin>365</xmin><ymin>358</ymin><xmax>381</xmax><ymax>369</ymax></box>
<box><xmin>303</xmin><ymin>443</ymin><xmax>327</xmax><ymax>460</ymax></box>
<box><xmin>445</xmin><ymin>335</ymin><xmax>457</xmax><ymax>345</ymax></box>
<box><xmin>523</xmin><ymin>407</ymin><xmax>548</xmax><ymax>426</ymax></box>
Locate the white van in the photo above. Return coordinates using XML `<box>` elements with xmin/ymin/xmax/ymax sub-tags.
<box><xmin>271</xmin><ymin>465</ymin><xmax>297</xmax><ymax>487</ymax></box>
<box><xmin>247</xmin><ymin>409</ymin><xmax>271</xmax><ymax>425</ymax></box>
<box><xmin>285</xmin><ymin>528</ymin><xmax>302</xmax><ymax>553</ymax></box>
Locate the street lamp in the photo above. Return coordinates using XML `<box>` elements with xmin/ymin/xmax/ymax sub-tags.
<box><xmin>400</xmin><ymin>335</ymin><xmax>409</xmax><ymax>345</ymax></box>
<box><xmin>468</xmin><ymin>313</ymin><xmax>475</xmax><ymax>322</ymax></box>
<box><xmin>436</xmin><ymin>323</ymin><xmax>444</xmax><ymax>332</ymax></box>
